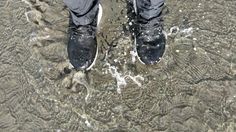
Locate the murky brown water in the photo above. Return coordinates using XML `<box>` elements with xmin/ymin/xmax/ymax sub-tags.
<box><xmin>0</xmin><ymin>0</ymin><xmax>236</xmax><ymax>131</ymax></box>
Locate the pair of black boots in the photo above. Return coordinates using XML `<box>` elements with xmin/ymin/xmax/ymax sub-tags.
<box><xmin>67</xmin><ymin>2</ymin><xmax>166</xmax><ymax>71</ymax></box>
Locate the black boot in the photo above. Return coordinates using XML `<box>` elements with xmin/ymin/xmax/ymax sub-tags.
<box><xmin>67</xmin><ymin>0</ymin><xmax>104</xmax><ymax>71</ymax></box>
<box><xmin>67</xmin><ymin>13</ymin><xmax>98</xmax><ymax>70</ymax></box>
<box><xmin>128</xmin><ymin>0</ymin><xmax>166</xmax><ymax>65</ymax></box>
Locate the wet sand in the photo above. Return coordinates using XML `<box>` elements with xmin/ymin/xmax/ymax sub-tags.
<box><xmin>0</xmin><ymin>0</ymin><xmax>236</xmax><ymax>131</ymax></box>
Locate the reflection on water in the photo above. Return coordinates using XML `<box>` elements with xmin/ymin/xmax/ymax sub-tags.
<box><xmin>0</xmin><ymin>0</ymin><xmax>236</xmax><ymax>131</ymax></box>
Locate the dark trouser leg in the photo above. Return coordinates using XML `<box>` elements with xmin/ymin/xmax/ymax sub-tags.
<box><xmin>64</xmin><ymin>0</ymin><xmax>99</xmax><ymax>26</ymax></box>
<box><xmin>136</xmin><ymin>0</ymin><xmax>165</xmax><ymax>20</ymax></box>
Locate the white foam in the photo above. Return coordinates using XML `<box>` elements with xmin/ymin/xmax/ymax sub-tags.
<box><xmin>106</xmin><ymin>63</ymin><xmax>127</xmax><ymax>94</ymax></box>
<box><xmin>130</xmin><ymin>50</ymin><xmax>137</xmax><ymax>63</ymax></box>
<box><xmin>168</xmin><ymin>26</ymin><xmax>180</xmax><ymax>36</ymax></box>
<box><xmin>72</xmin><ymin>72</ymin><xmax>92</xmax><ymax>102</ymax></box>
<box><xmin>125</xmin><ymin>75</ymin><xmax>144</xmax><ymax>87</ymax></box>
<box><xmin>21</xmin><ymin>0</ymin><xmax>31</xmax><ymax>6</ymax></box>
<box><xmin>106</xmin><ymin>63</ymin><xmax>144</xmax><ymax>93</ymax></box>
<box><xmin>180</xmin><ymin>27</ymin><xmax>193</xmax><ymax>37</ymax></box>
<box><xmin>167</xmin><ymin>26</ymin><xmax>193</xmax><ymax>38</ymax></box>
<box><xmin>81</xmin><ymin>114</ymin><xmax>92</xmax><ymax>128</ymax></box>
<box><xmin>29</xmin><ymin>35</ymin><xmax>50</xmax><ymax>42</ymax></box>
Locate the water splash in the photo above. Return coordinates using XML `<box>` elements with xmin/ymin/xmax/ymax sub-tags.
<box><xmin>167</xmin><ymin>26</ymin><xmax>193</xmax><ymax>37</ymax></box>
<box><xmin>106</xmin><ymin>63</ymin><xmax>127</xmax><ymax>94</ymax></box>
<box><xmin>72</xmin><ymin>72</ymin><xmax>92</xmax><ymax>102</ymax></box>
<box><xmin>105</xmin><ymin>63</ymin><xmax>144</xmax><ymax>93</ymax></box>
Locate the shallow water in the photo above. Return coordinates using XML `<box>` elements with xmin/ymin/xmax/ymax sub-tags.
<box><xmin>0</xmin><ymin>0</ymin><xmax>236</xmax><ymax>131</ymax></box>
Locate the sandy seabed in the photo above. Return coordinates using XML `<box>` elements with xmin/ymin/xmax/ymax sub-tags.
<box><xmin>0</xmin><ymin>0</ymin><xmax>236</xmax><ymax>131</ymax></box>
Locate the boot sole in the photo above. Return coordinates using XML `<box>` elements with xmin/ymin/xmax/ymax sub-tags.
<box><xmin>86</xmin><ymin>4</ymin><xmax>103</xmax><ymax>71</ymax></box>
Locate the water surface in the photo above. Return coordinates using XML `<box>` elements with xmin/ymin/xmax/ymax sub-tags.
<box><xmin>0</xmin><ymin>0</ymin><xmax>236</xmax><ymax>131</ymax></box>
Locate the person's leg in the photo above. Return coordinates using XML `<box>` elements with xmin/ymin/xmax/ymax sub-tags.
<box><xmin>64</xmin><ymin>0</ymin><xmax>99</xmax><ymax>26</ymax></box>
<box><xmin>64</xmin><ymin>0</ymin><xmax>100</xmax><ymax>70</ymax></box>
<box><xmin>130</xmin><ymin>0</ymin><xmax>166</xmax><ymax>65</ymax></box>
<box><xmin>136</xmin><ymin>0</ymin><xmax>165</xmax><ymax>20</ymax></box>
